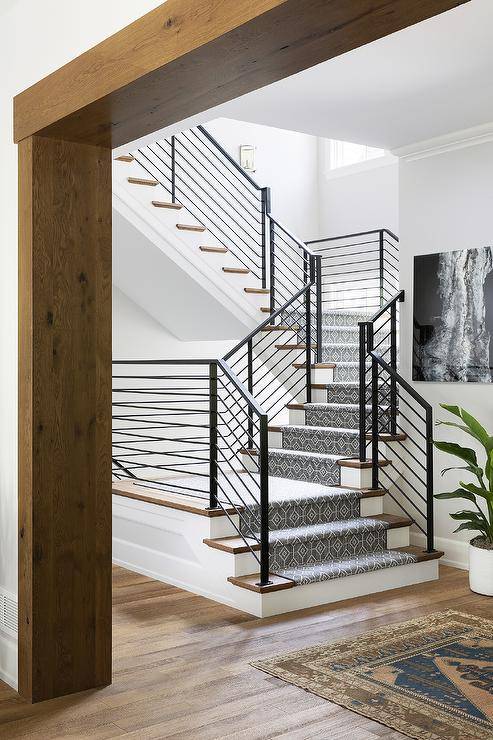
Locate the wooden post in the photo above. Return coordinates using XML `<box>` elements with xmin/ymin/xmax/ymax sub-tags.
<box><xmin>18</xmin><ymin>135</ymin><xmax>112</xmax><ymax>702</ymax></box>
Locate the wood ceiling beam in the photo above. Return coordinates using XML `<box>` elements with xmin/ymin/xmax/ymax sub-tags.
<box><xmin>14</xmin><ymin>0</ymin><xmax>469</xmax><ymax>148</ymax></box>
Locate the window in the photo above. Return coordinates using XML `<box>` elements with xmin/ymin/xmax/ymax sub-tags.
<box><xmin>327</xmin><ymin>139</ymin><xmax>386</xmax><ymax>171</ymax></box>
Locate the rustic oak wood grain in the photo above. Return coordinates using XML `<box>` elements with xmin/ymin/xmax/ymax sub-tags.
<box><xmin>18</xmin><ymin>136</ymin><xmax>112</xmax><ymax>703</ymax></box>
<box><xmin>0</xmin><ymin>565</ymin><xmax>488</xmax><ymax>738</ymax></box>
<box><xmin>14</xmin><ymin>0</ymin><xmax>469</xmax><ymax>147</ymax></box>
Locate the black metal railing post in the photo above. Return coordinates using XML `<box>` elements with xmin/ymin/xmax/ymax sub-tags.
<box><xmin>247</xmin><ymin>339</ymin><xmax>254</xmax><ymax>445</ymax></box>
<box><xmin>358</xmin><ymin>322</ymin><xmax>367</xmax><ymax>462</ymax></box>
<box><xmin>258</xmin><ymin>413</ymin><xmax>271</xmax><ymax>586</ymax></box>
<box><xmin>315</xmin><ymin>255</ymin><xmax>323</xmax><ymax>364</ymax></box>
<box><xmin>379</xmin><ymin>229</ymin><xmax>384</xmax><ymax>306</ymax></box>
<box><xmin>209</xmin><ymin>362</ymin><xmax>219</xmax><ymax>509</ymax></box>
<box><xmin>261</xmin><ymin>187</ymin><xmax>271</xmax><ymax>290</ymax></box>
<box><xmin>368</xmin><ymin>324</ymin><xmax>379</xmax><ymax>490</ymax></box>
<box><xmin>426</xmin><ymin>405</ymin><xmax>435</xmax><ymax>552</ymax></box>
<box><xmin>171</xmin><ymin>135</ymin><xmax>176</xmax><ymax>203</ymax></box>
<box><xmin>305</xmin><ymin>258</ymin><xmax>312</xmax><ymax>404</ymax></box>
<box><xmin>390</xmin><ymin>301</ymin><xmax>397</xmax><ymax>435</ymax></box>
<box><xmin>269</xmin><ymin>219</ymin><xmax>275</xmax><ymax>315</ymax></box>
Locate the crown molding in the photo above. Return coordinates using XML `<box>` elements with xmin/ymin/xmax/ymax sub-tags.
<box><xmin>392</xmin><ymin>122</ymin><xmax>493</xmax><ymax>162</ymax></box>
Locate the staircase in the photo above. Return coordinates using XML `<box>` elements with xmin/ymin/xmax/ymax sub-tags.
<box><xmin>112</xmin><ymin>128</ymin><xmax>442</xmax><ymax>618</ymax></box>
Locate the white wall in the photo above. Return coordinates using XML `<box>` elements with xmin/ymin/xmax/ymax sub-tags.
<box><xmin>317</xmin><ymin>147</ymin><xmax>399</xmax><ymax>238</ymax></box>
<box><xmin>0</xmin><ymin>0</ymin><xmax>165</xmax><ymax>686</ymax></box>
<box><xmin>399</xmin><ymin>137</ymin><xmax>493</xmax><ymax>567</ymax></box>
<box><xmin>113</xmin><ymin>287</ymin><xmax>233</xmax><ymax>360</ymax></box>
<box><xmin>206</xmin><ymin>118</ymin><xmax>320</xmax><ymax>241</ymax></box>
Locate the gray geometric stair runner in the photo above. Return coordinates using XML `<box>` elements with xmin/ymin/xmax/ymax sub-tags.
<box><xmin>238</xmin><ymin>307</ymin><xmax>413</xmax><ymax>586</ymax></box>
<box><xmin>265</xmin><ymin>517</ymin><xmax>390</xmax><ymax>571</ymax></box>
<box><xmin>267</xmin><ymin>448</ymin><xmax>341</xmax><ymax>486</ymax></box>
<box><xmin>276</xmin><ymin>549</ymin><xmax>418</xmax><ymax>585</ymax></box>
<box><xmin>279</xmin><ymin>425</ymin><xmax>359</xmax><ymax>456</ymax></box>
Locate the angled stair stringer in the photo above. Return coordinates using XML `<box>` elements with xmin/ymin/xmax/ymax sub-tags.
<box><xmin>113</xmin><ymin>157</ymin><xmax>266</xmax><ymax>340</ymax></box>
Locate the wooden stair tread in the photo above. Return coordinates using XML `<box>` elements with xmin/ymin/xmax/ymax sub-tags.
<box><xmin>245</xmin><ymin>287</ymin><xmax>269</xmax><ymax>294</ymax></box>
<box><xmin>203</xmin><ymin>536</ymin><xmax>260</xmax><ymax>554</ymax></box>
<box><xmin>391</xmin><ymin>545</ymin><xmax>444</xmax><ymax>563</ymax></box>
<box><xmin>268</xmin><ymin>425</ymin><xmax>282</xmax><ymax>433</ymax></box>
<box><xmin>227</xmin><ymin>573</ymin><xmax>295</xmax><ymax>593</ymax></box>
<box><xmin>176</xmin><ymin>223</ymin><xmax>206</xmax><ymax>232</ymax></box>
<box><xmin>366</xmin><ymin>432</ymin><xmax>407</xmax><ymax>442</ymax></box>
<box><xmin>260</xmin><ymin>307</ymin><xmax>271</xmax><ymax>312</ymax></box>
<box><xmin>152</xmin><ymin>200</ymin><xmax>183</xmax><ymax>210</ymax></box>
<box><xmin>334</xmin><ymin>484</ymin><xmax>387</xmax><ymax>498</ymax></box>
<box><xmin>370</xmin><ymin>513</ymin><xmax>413</xmax><ymax>529</ymax></box>
<box><xmin>112</xmin><ymin>480</ymin><xmax>242</xmax><ymax>517</ymax></box>
<box><xmin>357</xmin><ymin>487</ymin><xmax>387</xmax><ymax>498</ymax></box>
<box><xmin>337</xmin><ymin>458</ymin><xmax>390</xmax><ymax>469</ymax></box>
<box><xmin>200</xmin><ymin>245</ymin><xmax>228</xmax><ymax>253</ymax></box>
<box><xmin>261</xmin><ymin>325</ymin><xmax>298</xmax><ymax>332</ymax></box>
<box><xmin>222</xmin><ymin>267</ymin><xmax>250</xmax><ymax>274</ymax></box>
<box><xmin>115</xmin><ymin>154</ymin><xmax>134</xmax><ymax>162</ymax></box>
<box><xmin>127</xmin><ymin>177</ymin><xmax>158</xmax><ymax>186</ymax></box>
<box><xmin>293</xmin><ymin>362</ymin><xmax>335</xmax><ymax>369</ymax></box>
<box><xmin>276</xmin><ymin>344</ymin><xmax>317</xmax><ymax>350</ymax></box>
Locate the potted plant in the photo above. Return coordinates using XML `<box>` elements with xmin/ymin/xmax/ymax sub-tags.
<box><xmin>434</xmin><ymin>403</ymin><xmax>493</xmax><ymax>596</ymax></box>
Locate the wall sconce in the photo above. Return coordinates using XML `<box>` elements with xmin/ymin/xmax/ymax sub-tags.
<box><xmin>240</xmin><ymin>145</ymin><xmax>256</xmax><ymax>172</ymax></box>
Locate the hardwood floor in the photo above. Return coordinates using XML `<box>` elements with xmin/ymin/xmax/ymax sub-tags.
<box><xmin>0</xmin><ymin>565</ymin><xmax>489</xmax><ymax>738</ymax></box>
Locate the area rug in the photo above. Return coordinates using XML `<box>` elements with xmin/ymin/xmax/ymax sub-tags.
<box><xmin>252</xmin><ymin>610</ymin><xmax>493</xmax><ymax>740</ymax></box>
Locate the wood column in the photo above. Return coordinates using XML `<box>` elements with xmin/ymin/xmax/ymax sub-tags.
<box><xmin>18</xmin><ymin>135</ymin><xmax>112</xmax><ymax>703</ymax></box>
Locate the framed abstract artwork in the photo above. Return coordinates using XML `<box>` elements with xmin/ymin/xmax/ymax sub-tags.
<box><xmin>413</xmin><ymin>246</ymin><xmax>493</xmax><ymax>382</ymax></box>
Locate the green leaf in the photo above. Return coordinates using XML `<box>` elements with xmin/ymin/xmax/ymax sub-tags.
<box><xmin>461</xmin><ymin>409</ymin><xmax>493</xmax><ymax>450</ymax></box>
<box><xmin>440</xmin><ymin>465</ymin><xmax>484</xmax><ymax>479</ymax></box>
<box><xmin>440</xmin><ymin>404</ymin><xmax>490</xmax><ymax>440</ymax></box>
<box><xmin>450</xmin><ymin>510</ymin><xmax>484</xmax><ymax>522</ymax></box>
<box><xmin>488</xmin><ymin>449</ymin><xmax>493</xmax><ymax>490</ymax></box>
<box><xmin>434</xmin><ymin>441</ymin><xmax>478</xmax><ymax>467</ymax></box>
<box><xmin>434</xmin><ymin>489</ymin><xmax>476</xmax><ymax>504</ymax></box>
<box><xmin>453</xmin><ymin>521</ymin><xmax>486</xmax><ymax>535</ymax></box>
<box><xmin>440</xmin><ymin>403</ymin><xmax>461</xmax><ymax>416</ymax></box>
<box><xmin>460</xmin><ymin>482</ymin><xmax>493</xmax><ymax>501</ymax></box>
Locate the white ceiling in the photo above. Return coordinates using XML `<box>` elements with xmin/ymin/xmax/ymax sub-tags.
<box><xmin>203</xmin><ymin>0</ymin><xmax>493</xmax><ymax>151</ymax></box>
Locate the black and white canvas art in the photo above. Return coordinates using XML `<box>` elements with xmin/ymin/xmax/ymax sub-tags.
<box><xmin>413</xmin><ymin>246</ymin><xmax>493</xmax><ymax>382</ymax></box>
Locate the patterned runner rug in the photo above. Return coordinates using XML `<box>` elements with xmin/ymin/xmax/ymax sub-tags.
<box><xmin>252</xmin><ymin>611</ymin><xmax>493</xmax><ymax>739</ymax></box>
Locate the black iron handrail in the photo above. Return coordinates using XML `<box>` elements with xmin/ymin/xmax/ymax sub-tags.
<box><xmin>358</xmin><ymin>291</ymin><xmax>435</xmax><ymax>553</ymax></box>
<box><xmin>307</xmin><ymin>229</ymin><xmax>399</xmax><ymax>313</ymax></box>
<box><xmin>307</xmin><ymin>228</ymin><xmax>399</xmax><ymax>245</ymax></box>
<box><xmin>112</xmin><ymin>357</ymin><xmax>271</xmax><ymax>585</ymax></box>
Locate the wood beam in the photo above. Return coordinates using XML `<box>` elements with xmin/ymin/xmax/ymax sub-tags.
<box><xmin>14</xmin><ymin>0</ymin><xmax>469</xmax><ymax>148</ymax></box>
<box><xmin>18</xmin><ymin>135</ymin><xmax>112</xmax><ymax>702</ymax></box>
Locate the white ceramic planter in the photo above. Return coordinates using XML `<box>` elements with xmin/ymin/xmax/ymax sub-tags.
<box><xmin>469</xmin><ymin>541</ymin><xmax>493</xmax><ymax>596</ymax></box>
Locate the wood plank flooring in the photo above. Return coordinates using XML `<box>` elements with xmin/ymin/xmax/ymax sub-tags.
<box><xmin>0</xmin><ymin>565</ymin><xmax>489</xmax><ymax>738</ymax></box>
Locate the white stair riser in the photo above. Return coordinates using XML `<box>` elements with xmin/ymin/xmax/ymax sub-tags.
<box><xmin>340</xmin><ymin>465</ymin><xmax>373</xmax><ymax>488</ymax></box>
<box><xmin>255</xmin><ymin>560</ymin><xmax>438</xmax><ymax>618</ymax></box>
<box><xmin>209</xmin><ymin>514</ymin><xmax>241</xmax><ymax>539</ymax></box>
<box><xmin>360</xmin><ymin>497</ymin><xmax>383</xmax><ymax>517</ymax></box>
<box><xmin>288</xmin><ymin>408</ymin><xmax>305</xmax><ymax>425</ymax></box>
<box><xmin>268</xmin><ymin>430</ymin><xmax>283</xmax><ymax>448</ymax></box>
<box><xmin>241</xmin><ymin>451</ymin><xmax>259</xmax><ymax>473</ymax></box>
<box><xmin>312</xmin><ymin>368</ymin><xmax>334</xmax><ymax>384</ymax></box>
<box><xmin>309</xmin><ymin>387</ymin><xmax>329</xmax><ymax>403</ymax></box>
<box><xmin>387</xmin><ymin>526</ymin><xmax>410</xmax><ymax>549</ymax></box>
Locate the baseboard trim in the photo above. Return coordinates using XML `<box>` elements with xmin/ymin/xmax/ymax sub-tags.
<box><xmin>0</xmin><ymin>631</ymin><xmax>18</xmax><ymax>690</ymax></box>
<box><xmin>411</xmin><ymin>532</ymin><xmax>468</xmax><ymax>570</ymax></box>
<box><xmin>112</xmin><ymin>537</ymin><xmax>241</xmax><ymax>611</ymax></box>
